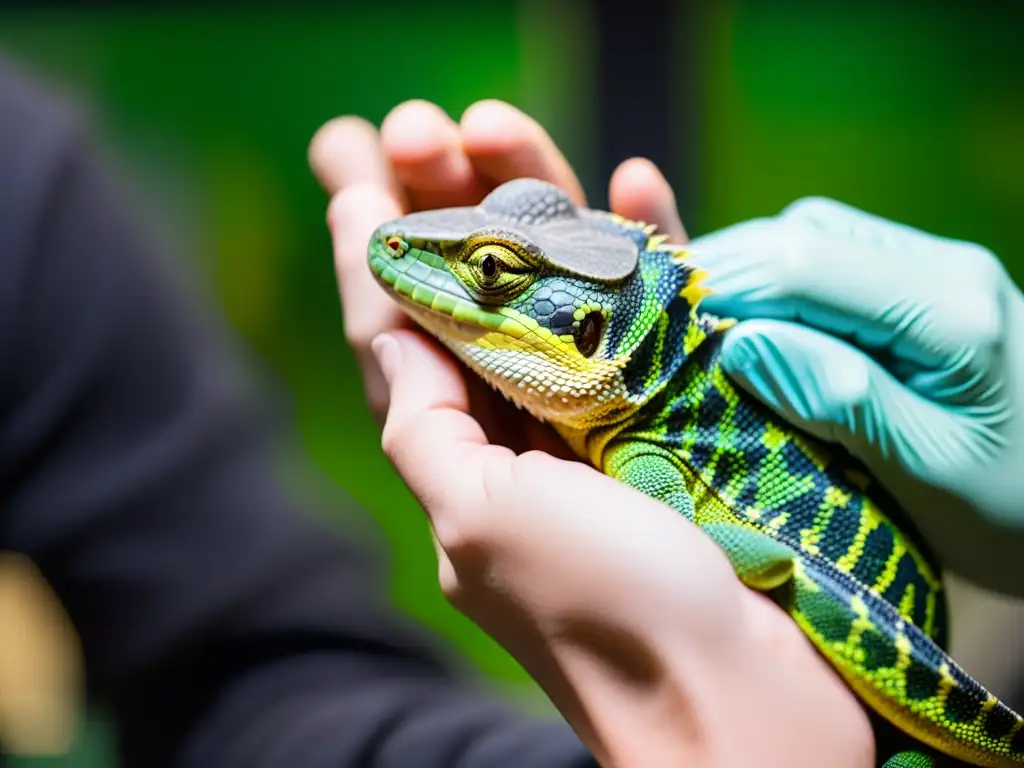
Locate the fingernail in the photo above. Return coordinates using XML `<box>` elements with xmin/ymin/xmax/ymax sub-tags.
<box><xmin>371</xmin><ymin>333</ymin><xmax>400</xmax><ymax>386</ymax></box>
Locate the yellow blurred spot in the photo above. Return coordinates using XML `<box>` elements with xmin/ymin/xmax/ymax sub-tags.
<box><xmin>0</xmin><ymin>552</ymin><xmax>82</xmax><ymax>756</ymax></box>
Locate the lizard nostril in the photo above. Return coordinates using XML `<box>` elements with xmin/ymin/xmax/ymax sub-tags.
<box><xmin>385</xmin><ymin>236</ymin><xmax>407</xmax><ymax>257</ymax></box>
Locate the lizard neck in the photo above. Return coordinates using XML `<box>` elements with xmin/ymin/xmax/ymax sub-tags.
<box><xmin>632</xmin><ymin>326</ymin><xmax>744</xmax><ymax>444</ymax></box>
<box><xmin>559</xmin><ymin>298</ymin><xmax>728</xmax><ymax>468</ymax></box>
<box><xmin>633</xmin><ymin>325</ymin><xmax>809</xmax><ymax>470</ymax></box>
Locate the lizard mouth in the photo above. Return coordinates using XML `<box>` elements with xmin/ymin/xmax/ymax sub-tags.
<box><xmin>368</xmin><ymin>236</ymin><xmax>501</xmax><ymax>343</ymax></box>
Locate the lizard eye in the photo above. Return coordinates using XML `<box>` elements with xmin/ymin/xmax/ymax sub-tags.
<box><xmin>575</xmin><ymin>311</ymin><xmax>604</xmax><ymax>358</ymax></box>
<box><xmin>456</xmin><ymin>242</ymin><xmax>536</xmax><ymax>303</ymax></box>
<box><xmin>469</xmin><ymin>244</ymin><xmax>516</xmax><ymax>286</ymax></box>
<box><xmin>481</xmin><ymin>254</ymin><xmax>497</xmax><ymax>278</ymax></box>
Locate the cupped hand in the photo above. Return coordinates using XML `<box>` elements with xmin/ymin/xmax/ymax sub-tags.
<box><xmin>309</xmin><ymin>100</ymin><xmax>874</xmax><ymax>767</ymax></box>
<box><xmin>369</xmin><ymin>326</ymin><xmax>872</xmax><ymax>767</ymax></box>
<box><xmin>308</xmin><ymin>98</ymin><xmax>683</xmax><ymax>447</ymax></box>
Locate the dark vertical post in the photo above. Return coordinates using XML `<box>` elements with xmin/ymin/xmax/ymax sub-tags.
<box><xmin>591</xmin><ymin>0</ymin><xmax>700</xmax><ymax>227</ymax></box>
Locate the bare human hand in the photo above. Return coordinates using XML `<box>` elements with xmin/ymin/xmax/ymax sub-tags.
<box><xmin>310</xmin><ymin>99</ymin><xmax>874</xmax><ymax>767</ymax></box>
<box><xmin>309</xmin><ymin>98</ymin><xmax>683</xmax><ymax>448</ymax></box>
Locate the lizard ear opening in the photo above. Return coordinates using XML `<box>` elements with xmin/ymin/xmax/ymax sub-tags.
<box><xmin>575</xmin><ymin>311</ymin><xmax>604</xmax><ymax>358</ymax></box>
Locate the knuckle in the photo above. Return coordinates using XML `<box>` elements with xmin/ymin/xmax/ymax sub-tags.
<box><xmin>433</xmin><ymin>517</ymin><xmax>485</xmax><ymax>573</ymax></box>
<box><xmin>379</xmin><ymin>413</ymin><xmax>415</xmax><ymax>464</ymax></box>
<box><xmin>434</xmin><ymin>529</ymin><xmax>472</xmax><ymax>562</ymax></box>
<box><xmin>436</xmin><ymin>552</ymin><xmax>464</xmax><ymax>603</ymax></box>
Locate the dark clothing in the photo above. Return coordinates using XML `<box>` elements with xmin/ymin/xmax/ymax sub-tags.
<box><xmin>0</xmin><ymin>60</ymin><xmax>593</xmax><ymax>767</ymax></box>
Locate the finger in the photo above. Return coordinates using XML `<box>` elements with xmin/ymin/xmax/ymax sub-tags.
<box><xmin>380</xmin><ymin>100</ymin><xmax>489</xmax><ymax>210</ymax></box>
<box><xmin>327</xmin><ymin>185</ymin><xmax>407</xmax><ymax>344</ymax></box>
<box><xmin>308</xmin><ymin>116</ymin><xmax>402</xmax><ymax>201</ymax></box>
<box><xmin>374</xmin><ymin>330</ymin><xmax>505</xmax><ymax>543</ymax></box>
<box><xmin>312</xmin><ymin>116</ymin><xmax>412</xmax><ymax>420</ymax></box>
<box><xmin>314</xmin><ymin>116</ymin><xmax>404</xmax><ymax>334</ymax></box>
<box><xmin>328</xmin><ymin>184</ymin><xmax>410</xmax><ymax>420</ymax></box>
<box><xmin>608</xmin><ymin>157</ymin><xmax>687</xmax><ymax>243</ymax></box>
<box><xmin>460</xmin><ymin>100</ymin><xmax>587</xmax><ymax>205</ymax></box>
<box><xmin>717</xmin><ymin>319</ymin><xmax>970</xmax><ymax>481</ymax></box>
<box><xmin>692</xmin><ymin>198</ymin><xmax>1005</xmax><ymax>372</ymax></box>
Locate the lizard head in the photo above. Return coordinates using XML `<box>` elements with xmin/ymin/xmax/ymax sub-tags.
<box><xmin>367</xmin><ymin>178</ymin><xmax>719</xmax><ymax>430</ymax></box>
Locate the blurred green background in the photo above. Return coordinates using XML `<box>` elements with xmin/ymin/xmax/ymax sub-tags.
<box><xmin>0</xmin><ymin>1</ymin><xmax>1020</xmax><ymax>764</ymax></box>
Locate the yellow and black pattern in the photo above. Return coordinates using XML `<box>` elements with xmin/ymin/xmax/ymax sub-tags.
<box><xmin>629</xmin><ymin>332</ymin><xmax>947</xmax><ymax>644</ymax></box>
<box><xmin>613</xmin><ymin>260</ymin><xmax>1024</xmax><ymax>766</ymax></box>
<box><xmin>792</xmin><ymin>558</ymin><xmax>1024</xmax><ymax>766</ymax></box>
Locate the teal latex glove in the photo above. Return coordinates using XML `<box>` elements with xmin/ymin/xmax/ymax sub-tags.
<box><xmin>689</xmin><ymin>197</ymin><xmax>1024</xmax><ymax>597</ymax></box>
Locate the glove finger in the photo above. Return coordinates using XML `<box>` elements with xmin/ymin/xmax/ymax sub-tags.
<box><xmin>691</xmin><ymin>198</ymin><xmax>1005</xmax><ymax>379</ymax></box>
<box><xmin>717</xmin><ymin>319</ymin><xmax>976</xmax><ymax>488</ymax></box>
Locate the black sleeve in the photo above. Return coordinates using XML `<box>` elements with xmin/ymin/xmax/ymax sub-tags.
<box><xmin>0</xmin><ymin>60</ymin><xmax>596</xmax><ymax>768</ymax></box>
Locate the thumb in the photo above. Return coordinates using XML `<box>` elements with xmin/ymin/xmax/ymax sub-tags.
<box><xmin>717</xmin><ymin>319</ymin><xmax>972</xmax><ymax>487</ymax></box>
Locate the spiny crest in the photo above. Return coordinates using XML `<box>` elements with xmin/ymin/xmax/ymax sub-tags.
<box><xmin>645</xmin><ymin>239</ymin><xmax>709</xmax><ymax>309</ymax></box>
<box><xmin>647</xmin><ymin>233</ymin><xmax>670</xmax><ymax>250</ymax></box>
<box><xmin>603</xmin><ymin>212</ymin><xmax>720</xmax><ymax>325</ymax></box>
<box><xmin>663</xmin><ymin>245</ymin><xmax>734</xmax><ymax>334</ymax></box>
<box><xmin>608</xmin><ymin>217</ymin><xmax>709</xmax><ymax>304</ymax></box>
<box><xmin>600</xmin><ymin>213</ymin><xmax>673</xmax><ymax>248</ymax></box>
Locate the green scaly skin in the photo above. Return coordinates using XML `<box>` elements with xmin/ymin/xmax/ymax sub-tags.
<box><xmin>367</xmin><ymin>178</ymin><xmax>1024</xmax><ymax>768</ymax></box>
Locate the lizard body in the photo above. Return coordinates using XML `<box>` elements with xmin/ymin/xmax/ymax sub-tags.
<box><xmin>367</xmin><ymin>178</ymin><xmax>1024</xmax><ymax>767</ymax></box>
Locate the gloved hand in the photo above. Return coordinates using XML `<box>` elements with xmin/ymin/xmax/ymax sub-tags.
<box><xmin>689</xmin><ymin>197</ymin><xmax>1024</xmax><ymax>597</ymax></box>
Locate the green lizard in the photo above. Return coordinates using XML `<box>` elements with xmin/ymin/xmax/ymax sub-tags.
<box><xmin>366</xmin><ymin>177</ymin><xmax>1024</xmax><ymax>768</ymax></box>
